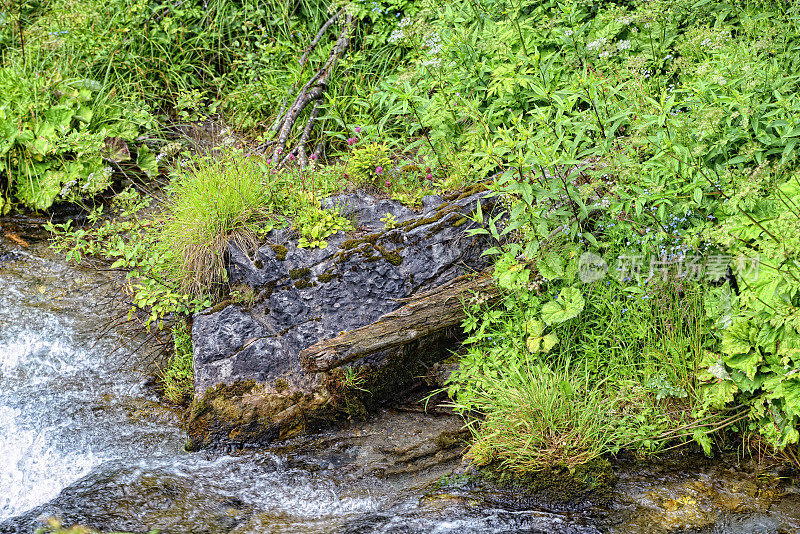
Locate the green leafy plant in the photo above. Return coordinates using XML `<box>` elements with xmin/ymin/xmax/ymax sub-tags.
<box><xmin>296</xmin><ymin>204</ymin><xmax>351</xmax><ymax>249</ymax></box>
<box><xmin>0</xmin><ymin>67</ymin><xmax>153</xmax><ymax>211</ymax></box>
<box><xmin>346</xmin><ymin>142</ymin><xmax>392</xmax><ymax>185</ymax></box>
<box><xmin>162</xmin><ymin>319</ymin><xmax>194</xmax><ymax>404</ymax></box>
<box><xmin>380</xmin><ymin>212</ymin><xmax>399</xmax><ymax>229</ymax></box>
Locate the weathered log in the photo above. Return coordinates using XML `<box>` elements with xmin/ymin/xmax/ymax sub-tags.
<box><xmin>301</xmin><ymin>272</ymin><xmax>500</xmax><ymax>373</ymax></box>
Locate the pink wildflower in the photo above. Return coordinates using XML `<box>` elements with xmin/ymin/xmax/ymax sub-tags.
<box><xmin>288</xmin><ymin>153</ymin><xmax>295</xmax><ymax>161</ymax></box>
<box><xmin>310</xmin><ymin>154</ymin><xmax>318</xmax><ymax>161</ymax></box>
<box><xmin>426</xmin><ymin>173</ymin><xmax>433</xmax><ymax>180</ymax></box>
<box><xmin>355</xmin><ymin>126</ymin><xmax>362</xmax><ymax>133</ymax></box>
<box><xmin>376</xmin><ymin>166</ymin><xmax>383</xmax><ymax>174</ymax></box>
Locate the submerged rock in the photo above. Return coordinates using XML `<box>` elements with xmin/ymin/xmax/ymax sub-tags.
<box><xmin>187</xmin><ymin>188</ymin><xmax>497</xmax><ymax>450</ymax></box>
<box><xmin>0</xmin><ymin>463</ymin><xmax>254</xmax><ymax>534</ymax></box>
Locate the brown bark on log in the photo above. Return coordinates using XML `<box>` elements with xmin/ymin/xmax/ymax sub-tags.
<box><xmin>300</xmin><ymin>272</ymin><xmax>500</xmax><ymax>373</ymax></box>
<box><xmin>298</xmin><ymin>101</ymin><xmax>321</xmax><ymax>168</ymax></box>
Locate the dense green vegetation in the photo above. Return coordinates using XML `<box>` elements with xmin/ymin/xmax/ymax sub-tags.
<box><xmin>6</xmin><ymin>0</ymin><xmax>800</xmax><ymax>473</ymax></box>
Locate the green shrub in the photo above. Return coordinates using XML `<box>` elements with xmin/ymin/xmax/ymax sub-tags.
<box><xmin>346</xmin><ymin>142</ymin><xmax>393</xmax><ymax>186</ymax></box>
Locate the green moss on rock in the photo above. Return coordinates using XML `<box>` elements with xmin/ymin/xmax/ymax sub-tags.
<box><xmin>270</xmin><ymin>244</ymin><xmax>288</xmax><ymax>261</ymax></box>
<box><xmin>478</xmin><ymin>457</ymin><xmax>616</xmax><ymax>506</ymax></box>
<box><xmin>289</xmin><ymin>267</ymin><xmax>311</xmax><ymax>279</ymax></box>
<box><xmin>317</xmin><ymin>272</ymin><xmax>339</xmax><ymax>283</ymax></box>
<box><xmin>189</xmin><ymin>380</ymin><xmax>258</xmax><ymax>421</ymax></box>
<box><xmin>376</xmin><ymin>244</ymin><xmax>403</xmax><ymax>265</ymax></box>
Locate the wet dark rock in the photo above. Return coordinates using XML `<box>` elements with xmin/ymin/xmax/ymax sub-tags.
<box><xmin>188</xmin><ymin>189</ymin><xmax>496</xmax><ymax>450</ymax></box>
<box><xmin>0</xmin><ymin>464</ymin><xmax>253</xmax><ymax>534</ymax></box>
<box><xmin>0</xmin><ymin>250</ymin><xmax>21</xmax><ymax>265</ymax></box>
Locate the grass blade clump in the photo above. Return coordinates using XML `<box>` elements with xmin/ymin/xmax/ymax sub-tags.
<box><xmin>466</xmin><ymin>364</ymin><xmax>619</xmax><ymax>474</ymax></box>
<box><xmin>159</xmin><ymin>150</ymin><xmax>272</xmax><ymax>299</ymax></box>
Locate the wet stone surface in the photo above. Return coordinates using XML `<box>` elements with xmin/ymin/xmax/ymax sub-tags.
<box><xmin>192</xmin><ymin>190</ymin><xmax>497</xmax><ymax>394</ymax></box>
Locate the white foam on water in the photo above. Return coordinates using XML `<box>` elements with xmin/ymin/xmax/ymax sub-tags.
<box><xmin>0</xmin><ymin>312</ymin><xmax>102</xmax><ymax>521</ymax></box>
<box><xmin>0</xmin><ymin>404</ymin><xmax>99</xmax><ymax>521</ymax></box>
<box><xmin>141</xmin><ymin>454</ymin><xmax>382</xmax><ymax>520</ymax></box>
<box><xmin>0</xmin><ymin>330</ymin><xmax>79</xmax><ymax>379</ymax></box>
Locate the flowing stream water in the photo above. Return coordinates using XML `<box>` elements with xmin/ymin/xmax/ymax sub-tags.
<box><xmin>1</xmin><ymin>224</ymin><xmax>800</xmax><ymax>534</ymax></box>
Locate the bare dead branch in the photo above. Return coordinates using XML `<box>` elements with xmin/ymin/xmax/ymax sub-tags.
<box><xmin>298</xmin><ymin>101</ymin><xmax>321</xmax><ymax>168</ymax></box>
<box><xmin>271</xmin><ymin>9</ymin><xmax>342</xmax><ymax>134</ymax></box>
<box><xmin>300</xmin><ymin>9</ymin><xmax>342</xmax><ymax>69</ymax></box>
<box><xmin>272</xmin><ymin>14</ymin><xmax>354</xmax><ymax>163</ymax></box>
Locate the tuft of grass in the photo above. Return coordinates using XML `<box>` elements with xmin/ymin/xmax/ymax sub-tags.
<box><xmin>450</xmin><ymin>277</ymin><xmax>721</xmax><ymax>472</ymax></box>
<box><xmin>466</xmin><ymin>365</ymin><xmax>619</xmax><ymax>474</ymax></box>
<box><xmin>158</xmin><ymin>150</ymin><xmax>272</xmax><ymax>298</ymax></box>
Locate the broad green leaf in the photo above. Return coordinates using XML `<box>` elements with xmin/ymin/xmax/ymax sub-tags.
<box><xmin>726</xmin><ymin>351</ymin><xmax>762</xmax><ymax>382</ymax></box>
<box><xmin>541</xmin><ymin>333</ymin><xmax>558</xmax><ymax>353</ymax></box>
<box><xmin>541</xmin><ymin>286</ymin><xmax>584</xmax><ymax>325</ymax></box>
<box><xmin>722</xmin><ymin>321</ymin><xmax>756</xmax><ymax>356</ymax></box>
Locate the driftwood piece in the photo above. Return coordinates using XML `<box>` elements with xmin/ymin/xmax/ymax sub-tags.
<box><xmin>300</xmin><ymin>272</ymin><xmax>500</xmax><ymax>373</ymax></box>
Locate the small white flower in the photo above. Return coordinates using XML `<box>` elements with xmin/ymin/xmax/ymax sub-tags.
<box><xmin>616</xmin><ymin>40</ymin><xmax>631</xmax><ymax>51</ymax></box>
<box><xmin>389</xmin><ymin>28</ymin><xmax>405</xmax><ymax>44</ymax></box>
<box><xmin>565</xmin><ymin>29</ymin><xmax>574</xmax><ymax>37</ymax></box>
<box><xmin>586</xmin><ymin>37</ymin><xmax>607</xmax><ymax>51</ymax></box>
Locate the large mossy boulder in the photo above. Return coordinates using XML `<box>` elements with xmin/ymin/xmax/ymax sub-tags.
<box><xmin>186</xmin><ymin>188</ymin><xmax>498</xmax><ymax>450</ymax></box>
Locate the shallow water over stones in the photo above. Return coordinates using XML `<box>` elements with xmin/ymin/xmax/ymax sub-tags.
<box><xmin>1</xmin><ymin>223</ymin><xmax>799</xmax><ymax>534</ymax></box>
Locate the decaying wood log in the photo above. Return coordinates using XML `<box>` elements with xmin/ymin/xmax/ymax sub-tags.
<box><xmin>300</xmin><ymin>271</ymin><xmax>501</xmax><ymax>373</ymax></box>
<box><xmin>270</xmin><ymin>9</ymin><xmax>342</xmax><ymax>134</ymax></box>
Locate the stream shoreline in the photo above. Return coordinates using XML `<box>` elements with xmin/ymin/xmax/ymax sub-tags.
<box><xmin>2</xmin><ymin>217</ymin><xmax>800</xmax><ymax>533</ymax></box>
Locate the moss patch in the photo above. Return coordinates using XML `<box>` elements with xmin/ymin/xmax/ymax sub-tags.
<box><xmin>376</xmin><ymin>244</ymin><xmax>403</xmax><ymax>265</ymax></box>
<box><xmin>317</xmin><ymin>271</ymin><xmax>339</xmax><ymax>283</ymax></box>
<box><xmin>289</xmin><ymin>267</ymin><xmax>311</xmax><ymax>279</ymax></box>
<box><xmin>189</xmin><ymin>379</ymin><xmax>258</xmax><ymax>420</ymax></box>
<box><xmin>274</xmin><ymin>378</ymin><xmax>289</xmax><ymax>392</ymax></box>
<box><xmin>444</xmin><ymin>182</ymin><xmax>489</xmax><ymax>201</ymax></box>
<box><xmin>198</xmin><ymin>298</ymin><xmax>233</xmax><ymax>315</ymax></box>
<box><xmin>294</xmin><ymin>279</ymin><xmax>315</xmax><ymax>289</ymax></box>
<box><xmin>478</xmin><ymin>457</ymin><xmax>616</xmax><ymax>507</ymax></box>
<box><xmin>270</xmin><ymin>244</ymin><xmax>288</xmax><ymax>261</ymax></box>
